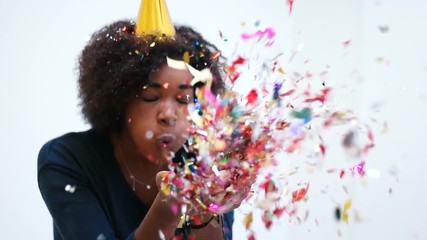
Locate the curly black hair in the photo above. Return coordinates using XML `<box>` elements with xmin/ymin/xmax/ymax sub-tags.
<box><xmin>78</xmin><ymin>20</ymin><xmax>226</xmax><ymax>134</ymax></box>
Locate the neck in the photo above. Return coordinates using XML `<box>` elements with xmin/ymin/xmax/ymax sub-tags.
<box><xmin>110</xmin><ymin>132</ymin><xmax>166</xmax><ymax>189</ymax></box>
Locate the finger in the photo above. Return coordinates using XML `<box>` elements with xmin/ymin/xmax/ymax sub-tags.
<box><xmin>155</xmin><ymin>171</ymin><xmax>173</xmax><ymax>189</ymax></box>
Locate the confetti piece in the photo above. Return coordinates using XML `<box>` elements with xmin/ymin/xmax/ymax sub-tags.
<box><xmin>292</xmin><ymin>183</ymin><xmax>310</xmax><ymax>202</ymax></box>
<box><xmin>241</xmin><ymin>27</ymin><xmax>276</xmax><ymax>46</ymax></box>
<box><xmin>304</xmin><ymin>88</ymin><xmax>331</xmax><ymax>104</ymax></box>
<box><xmin>342</xmin><ymin>39</ymin><xmax>351</xmax><ymax>48</ymax></box>
<box><xmin>244</xmin><ymin>212</ymin><xmax>253</xmax><ymax>229</ymax></box>
<box><xmin>378</xmin><ymin>25</ymin><xmax>390</xmax><ymax>33</ymax></box>
<box><xmin>350</xmin><ymin>161</ymin><xmax>365</xmax><ymax>176</ymax></box>
<box><xmin>183</xmin><ymin>51</ymin><xmax>190</xmax><ymax>63</ymax></box>
<box><xmin>210</xmin><ymin>51</ymin><xmax>221</xmax><ymax>60</ymax></box>
<box><xmin>245</xmin><ymin>89</ymin><xmax>258</xmax><ymax>105</ymax></box>
<box><xmin>65</xmin><ymin>184</ymin><xmax>76</xmax><ymax>193</ymax></box>
<box><xmin>291</xmin><ymin>107</ymin><xmax>312</xmax><ymax>123</ymax></box>
<box><xmin>286</xmin><ymin>0</ymin><xmax>295</xmax><ymax>15</ymax></box>
<box><xmin>218</xmin><ymin>30</ymin><xmax>228</xmax><ymax>42</ymax></box>
<box><xmin>335</xmin><ymin>207</ymin><xmax>341</xmax><ymax>221</ymax></box>
<box><xmin>158</xmin><ymin>230</ymin><xmax>166</xmax><ymax>240</ymax></box>
<box><xmin>342</xmin><ymin>199</ymin><xmax>352</xmax><ymax>224</ymax></box>
<box><xmin>97</xmin><ymin>234</ymin><xmax>106</xmax><ymax>240</ymax></box>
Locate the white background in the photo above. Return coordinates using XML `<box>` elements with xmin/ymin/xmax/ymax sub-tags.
<box><xmin>1</xmin><ymin>0</ymin><xmax>426</xmax><ymax>239</ymax></box>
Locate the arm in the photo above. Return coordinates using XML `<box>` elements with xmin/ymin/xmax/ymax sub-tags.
<box><xmin>133</xmin><ymin>192</ymin><xmax>181</xmax><ymax>240</ymax></box>
<box><xmin>170</xmin><ymin>211</ymin><xmax>233</xmax><ymax>240</ymax></box>
<box><xmin>189</xmin><ymin>213</ymin><xmax>225</xmax><ymax>240</ymax></box>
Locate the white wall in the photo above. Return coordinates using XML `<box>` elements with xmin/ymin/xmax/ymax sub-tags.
<box><xmin>1</xmin><ymin>0</ymin><xmax>426</xmax><ymax>239</ymax></box>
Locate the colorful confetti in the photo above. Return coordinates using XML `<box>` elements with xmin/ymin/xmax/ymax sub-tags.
<box><xmin>152</xmin><ymin>18</ymin><xmax>381</xmax><ymax>240</ymax></box>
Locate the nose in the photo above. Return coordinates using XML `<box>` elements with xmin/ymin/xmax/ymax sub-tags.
<box><xmin>158</xmin><ymin>100</ymin><xmax>178</xmax><ymax>126</ymax></box>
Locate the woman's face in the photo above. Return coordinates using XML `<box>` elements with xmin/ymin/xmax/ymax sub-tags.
<box><xmin>124</xmin><ymin>63</ymin><xmax>194</xmax><ymax>163</ymax></box>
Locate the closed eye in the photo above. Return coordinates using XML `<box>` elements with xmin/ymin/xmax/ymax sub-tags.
<box><xmin>139</xmin><ymin>91</ymin><xmax>159</xmax><ymax>102</ymax></box>
<box><xmin>141</xmin><ymin>97</ymin><xmax>159</xmax><ymax>102</ymax></box>
<box><xmin>176</xmin><ymin>94</ymin><xmax>193</xmax><ymax>104</ymax></box>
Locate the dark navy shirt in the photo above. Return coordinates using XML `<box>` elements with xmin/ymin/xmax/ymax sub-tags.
<box><xmin>38</xmin><ymin>129</ymin><xmax>233</xmax><ymax>240</ymax></box>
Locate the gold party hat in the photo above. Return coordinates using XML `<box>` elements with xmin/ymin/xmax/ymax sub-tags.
<box><xmin>135</xmin><ymin>0</ymin><xmax>175</xmax><ymax>37</ymax></box>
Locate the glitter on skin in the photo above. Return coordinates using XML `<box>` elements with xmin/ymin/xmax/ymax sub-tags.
<box><xmin>145</xmin><ymin>130</ymin><xmax>154</xmax><ymax>140</ymax></box>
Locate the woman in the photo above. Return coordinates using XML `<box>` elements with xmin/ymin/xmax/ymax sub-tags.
<box><xmin>38</xmin><ymin>20</ymin><xmax>240</xmax><ymax>240</ymax></box>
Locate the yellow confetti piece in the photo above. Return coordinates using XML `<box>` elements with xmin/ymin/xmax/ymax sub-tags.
<box><xmin>194</xmin><ymin>197</ymin><xmax>207</xmax><ymax>209</ymax></box>
<box><xmin>184</xmin><ymin>164</ymin><xmax>191</xmax><ymax>175</ymax></box>
<box><xmin>243</xmin><ymin>212</ymin><xmax>253</xmax><ymax>229</ymax></box>
<box><xmin>342</xmin><ymin>199</ymin><xmax>352</xmax><ymax>224</ymax></box>
<box><xmin>183</xmin><ymin>51</ymin><xmax>190</xmax><ymax>63</ymax></box>
<box><xmin>344</xmin><ymin>199</ymin><xmax>352</xmax><ymax>210</ymax></box>
<box><xmin>160</xmin><ymin>184</ymin><xmax>171</xmax><ymax>196</ymax></box>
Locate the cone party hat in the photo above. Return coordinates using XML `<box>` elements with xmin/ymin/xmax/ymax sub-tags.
<box><xmin>135</xmin><ymin>0</ymin><xmax>175</xmax><ymax>37</ymax></box>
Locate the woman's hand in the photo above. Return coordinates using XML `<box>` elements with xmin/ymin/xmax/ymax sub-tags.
<box><xmin>206</xmin><ymin>169</ymin><xmax>254</xmax><ymax>213</ymax></box>
<box><xmin>155</xmin><ymin>167</ymin><xmax>254</xmax><ymax>216</ymax></box>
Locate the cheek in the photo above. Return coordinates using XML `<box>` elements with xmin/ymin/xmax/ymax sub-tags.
<box><xmin>179</xmin><ymin>121</ymin><xmax>190</xmax><ymax>140</ymax></box>
<box><xmin>127</xmin><ymin>117</ymin><xmax>153</xmax><ymax>143</ymax></box>
<box><xmin>176</xmin><ymin>109</ymin><xmax>191</xmax><ymax>144</ymax></box>
<box><xmin>126</xmin><ymin>109</ymin><xmax>156</xmax><ymax>145</ymax></box>
<box><xmin>127</xmin><ymin>120</ymin><xmax>160</xmax><ymax>162</ymax></box>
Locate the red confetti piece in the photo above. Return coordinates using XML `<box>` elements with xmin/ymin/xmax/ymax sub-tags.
<box><xmin>319</xmin><ymin>143</ymin><xmax>326</xmax><ymax>156</ymax></box>
<box><xmin>276</xmin><ymin>120</ymin><xmax>290</xmax><ymax>130</ymax></box>
<box><xmin>304</xmin><ymin>88</ymin><xmax>331</xmax><ymax>104</ymax></box>
<box><xmin>367</xmin><ymin>128</ymin><xmax>374</xmax><ymax>142</ymax></box>
<box><xmin>227</xmin><ymin>56</ymin><xmax>246</xmax><ymax>84</ymax></box>
<box><xmin>286</xmin><ymin>137</ymin><xmax>303</xmax><ymax>153</ymax></box>
<box><xmin>273</xmin><ymin>206</ymin><xmax>287</xmax><ymax>218</ymax></box>
<box><xmin>248</xmin><ymin>233</ymin><xmax>256</xmax><ymax>240</ymax></box>
<box><xmin>230</xmin><ymin>56</ymin><xmax>246</xmax><ymax>70</ymax></box>
<box><xmin>261</xmin><ymin>213</ymin><xmax>273</xmax><ymax>229</ymax></box>
<box><xmin>340</xmin><ymin>169</ymin><xmax>346</xmax><ymax>178</ymax></box>
<box><xmin>228</xmin><ymin>72</ymin><xmax>241</xmax><ymax>84</ymax></box>
<box><xmin>292</xmin><ymin>183</ymin><xmax>309</xmax><ymax>202</ymax></box>
<box><xmin>210</xmin><ymin>51</ymin><xmax>221</xmax><ymax>60</ymax></box>
<box><xmin>245</xmin><ymin>89</ymin><xmax>258</xmax><ymax>105</ymax></box>
<box><xmin>260</xmin><ymin>178</ymin><xmax>277</xmax><ymax>195</ymax></box>
<box><xmin>287</xmin><ymin>0</ymin><xmax>295</xmax><ymax>15</ymax></box>
<box><xmin>279</xmin><ymin>89</ymin><xmax>295</xmax><ymax>97</ymax></box>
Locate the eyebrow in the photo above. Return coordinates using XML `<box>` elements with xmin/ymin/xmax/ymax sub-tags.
<box><xmin>146</xmin><ymin>82</ymin><xmax>192</xmax><ymax>89</ymax></box>
<box><xmin>178</xmin><ymin>84</ymin><xmax>192</xmax><ymax>89</ymax></box>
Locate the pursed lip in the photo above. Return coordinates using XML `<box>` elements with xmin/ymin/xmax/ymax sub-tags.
<box><xmin>156</xmin><ymin>134</ymin><xmax>177</xmax><ymax>148</ymax></box>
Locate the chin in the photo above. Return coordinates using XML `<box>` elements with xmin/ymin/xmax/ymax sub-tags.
<box><xmin>149</xmin><ymin>149</ymin><xmax>176</xmax><ymax>165</ymax></box>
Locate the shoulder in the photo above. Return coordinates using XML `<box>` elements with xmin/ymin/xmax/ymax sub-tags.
<box><xmin>37</xmin><ymin>129</ymin><xmax>109</xmax><ymax>171</ymax></box>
